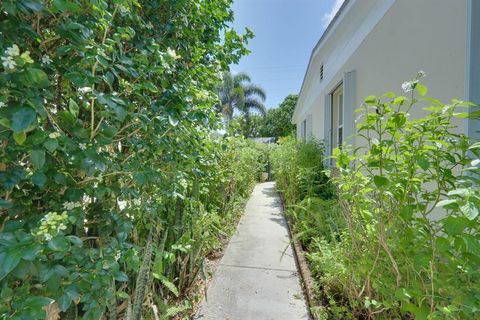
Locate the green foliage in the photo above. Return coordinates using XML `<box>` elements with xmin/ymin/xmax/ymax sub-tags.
<box><xmin>331</xmin><ymin>81</ymin><xmax>480</xmax><ymax>319</ymax></box>
<box><xmin>233</xmin><ymin>94</ymin><xmax>297</xmax><ymax>139</ymax></box>
<box><xmin>271</xmin><ymin>78</ymin><xmax>480</xmax><ymax>319</ymax></box>
<box><xmin>217</xmin><ymin>71</ymin><xmax>266</xmax><ymax>127</ymax></box>
<box><xmin>270</xmin><ymin>136</ymin><xmax>336</xmax><ymax>204</ymax></box>
<box><xmin>259</xmin><ymin>94</ymin><xmax>297</xmax><ymax>138</ymax></box>
<box><xmin>0</xmin><ymin>1</ymin><xmax>259</xmax><ymax>319</ymax></box>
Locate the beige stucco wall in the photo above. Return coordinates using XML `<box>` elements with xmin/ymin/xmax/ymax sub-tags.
<box><xmin>295</xmin><ymin>0</ymin><xmax>467</xmax><ymax>145</ymax></box>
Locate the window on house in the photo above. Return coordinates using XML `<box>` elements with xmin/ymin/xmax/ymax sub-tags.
<box><xmin>301</xmin><ymin>119</ymin><xmax>307</xmax><ymax>140</ymax></box>
<box><xmin>320</xmin><ymin>64</ymin><xmax>324</xmax><ymax>81</ymax></box>
<box><xmin>331</xmin><ymin>84</ymin><xmax>343</xmax><ymax>149</ymax></box>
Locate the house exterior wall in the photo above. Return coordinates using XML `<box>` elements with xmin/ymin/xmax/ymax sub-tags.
<box><xmin>294</xmin><ymin>0</ymin><xmax>468</xmax><ymax>147</ymax></box>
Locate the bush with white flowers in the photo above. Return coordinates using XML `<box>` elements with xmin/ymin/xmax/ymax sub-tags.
<box><xmin>0</xmin><ymin>1</ymin><xmax>256</xmax><ymax>319</ymax></box>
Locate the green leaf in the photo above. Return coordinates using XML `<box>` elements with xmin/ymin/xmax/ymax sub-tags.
<box><xmin>373</xmin><ymin>175</ymin><xmax>389</xmax><ymax>188</ymax></box>
<box><xmin>21</xmin><ymin>0</ymin><xmax>45</xmax><ymax>11</ymax></box>
<box><xmin>416</xmin><ymin>157</ymin><xmax>430</xmax><ymax>170</ymax></box>
<box><xmin>69</xmin><ymin>99</ymin><xmax>79</xmax><ymax>118</ymax></box>
<box><xmin>66</xmin><ymin>235</ymin><xmax>83</xmax><ymax>247</ymax></box>
<box><xmin>24</xmin><ymin>68</ymin><xmax>50</xmax><ymax>88</ymax></box>
<box><xmin>32</xmin><ymin>172</ymin><xmax>47</xmax><ymax>188</ymax></box>
<box><xmin>0</xmin><ymin>118</ymin><xmax>11</xmax><ymax>128</ymax></box>
<box><xmin>1</xmin><ymin>249</ymin><xmax>23</xmax><ymax>274</ymax></box>
<box><xmin>443</xmin><ymin>216</ymin><xmax>470</xmax><ymax>236</ymax></box>
<box><xmin>113</xmin><ymin>271</ymin><xmax>128</xmax><ymax>282</ymax></box>
<box><xmin>12</xmin><ymin>108</ymin><xmax>36</xmax><ymax>133</ymax></box>
<box><xmin>23</xmin><ymin>296</ymin><xmax>54</xmax><ymax>308</ymax></box>
<box><xmin>0</xmin><ymin>199</ymin><xmax>12</xmax><ymax>209</ymax></box>
<box><xmin>57</xmin><ymin>293</ymin><xmax>72</xmax><ymax>312</ymax></box>
<box><xmin>153</xmin><ymin>273</ymin><xmax>179</xmax><ymax>297</ymax></box>
<box><xmin>448</xmin><ymin>188</ymin><xmax>470</xmax><ymax>197</ymax></box>
<box><xmin>435</xmin><ymin>237</ymin><xmax>450</xmax><ymax>253</ymax></box>
<box><xmin>436</xmin><ymin>199</ymin><xmax>458</xmax><ymax>209</ymax></box>
<box><xmin>44</xmin><ymin>139</ymin><xmax>59</xmax><ymax>152</ymax></box>
<box><xmin>461</xmin><ymin>202</ymin><xmax>479</xmax><ymax>220</ymax></box>
<box><xmin>13</xmin><ymin>131</ymin><xmax>27</xmax><ymax>145</ymax></box>
<box><xmin>53</xmin><ymin>0</ymin><xmax>81</xmax><ymax>13</ymax></box>
<box><xmin>30</xmin><ymin>150</ymin><xmax>46</xmax><ymax>169</ymax></box>
<box><xmin>416</xmin><ymin>83</ymin><xmax>428</xmax><ymax>97</ymax></box>
<box><xmin>48</xmin><ymin>237</ymin><xmax>68</xmax><ymax>252</ymax></box>
<box><xmin>168</xmin><ymin>115</ymin><xmax>179</xmax><ymax>127</ymax></box>
<box><xmin>116</xmin><ymin>291</ymin><xmax>129</xmax><ymax>299</ymax></box>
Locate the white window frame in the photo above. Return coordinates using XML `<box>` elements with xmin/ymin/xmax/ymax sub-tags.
<box><xmin>330</xmin><ymin>84</ymin><xmax>344</xmax><ymax>151</ymax></box>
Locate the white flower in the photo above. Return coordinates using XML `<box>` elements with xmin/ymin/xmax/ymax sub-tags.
<box><xmin>145</xmin><ymin>22</ymin><xmax>154</xmax><ymax>30</ymax></box>
<box><xmin>119</xmin><ymin>5</ymin><xmax>128</xmax><ymax>14</ymax></box>
<box><xmin>166</xmin><ymin>47</ymin><xmax>180</xmax><ymax>60</ymax></box>
<box><xmin>49</xmin><ymin>132</ymin><xmax>61</xmax><ymax>139</ymax></box>
<box><xmin>0</xmin><ymin>102</ymin><xmax>5</xmax><ymax>108</ymax></box>
<box><xmin>44</xmin><ymin>233</ymin><xmax>53</xmax><ymax>241</ymax></box>
<box><xmin>82</xmin><ymin>194</ymin><xmax>93</xmax><ymax>205</ymax></box>
<box><xmin>5</xmin><ymin>44</ymin><xmax>20</xmax><ymax>57</ymax></box>
<box><xmin>417</xmin><ymin>70</ymin><xmax>427</xmax><ymax>78</ymax></box>
<box><xmin>354</xmin><ymin>114</ymin><xmax>364</xmax><ymax>124</ymax></box>
<box><xmin>1</xmin><ymin>56</ymin><xmax>16</xmax><ymax>70</ymax></box>
<box><xmin>63</xmin><ymin>201</ymin><xmax>81</xmax><ymax>210</ymax></box>
<box><xmin>78</xmin><ymin>87</ymin><xmax>92</xmax><ymax>94</ymax></box>
<box><xmin>79</xmin><ymin>143</ymin><xmax>87</xmax><ymax>150</ymax></box>
<box><xmin>133</xmin><ymin>198</ymin><xmax>141</xmax><ymax>206</ymax></box>
<box><xmin>118</xmin><ymin>200</ymin><xmax>127</xmax><ymax>211</ymax></box>
<box><xmin>114</xmin><ymin>250</ymin><xmax>122</xmax><ymax>261</ymax></box>
<box><xmin>401</xmin><ymin>81</ymin><xmax>416</xmax><ymax>93</ymax></box>
<box><xmin>42</xmin><ymin>55</ymin><xmax>53</xmax><ymax>65</ymax></box>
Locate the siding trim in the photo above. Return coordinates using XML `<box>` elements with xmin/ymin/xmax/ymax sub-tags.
<box><xmin>343</xmin><ymin>70</ymin><xmax>356</xmax><ymax>146</ymax></box>
<box><xmin>466</xmin><ymin>0</ymin><xmax>480</xmax><ymax>140</ymax></box>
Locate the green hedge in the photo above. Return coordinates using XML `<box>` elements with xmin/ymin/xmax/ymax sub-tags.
<box><xmin>0</xmin><ymin>1</ymin><xmax>259</xmax><ymax>319</ymax></box>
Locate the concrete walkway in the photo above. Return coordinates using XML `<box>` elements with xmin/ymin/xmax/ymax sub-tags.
<box><xmin>195</xmin><ymin>182</ymin><xmax>309</xmax><ymax>320</ymax></box>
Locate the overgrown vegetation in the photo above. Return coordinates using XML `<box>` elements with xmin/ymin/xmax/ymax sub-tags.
<box><xmin>234</xmin><ymin>94</ymin><xmax>297</xmax><ymax>139</ymax></box>
<box><xmin>271</xmin><ymin>79</ymin><xmax>480</xmax><ymax>319</ymax></box>
<box><xmin>0</xmin><ymin>1</ymin><xmax>264</xmax><ymax>319</ymax></box>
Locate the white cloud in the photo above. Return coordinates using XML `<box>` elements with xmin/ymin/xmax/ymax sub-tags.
<box><xmin>322</xmin><ymin>0</ymin><xmax>345</xmax><ymax>28</ymax></box>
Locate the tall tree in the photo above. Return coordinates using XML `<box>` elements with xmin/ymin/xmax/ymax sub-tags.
<box><xmin>217</xmin><ymin>71</ymin><xmax>266</xmax><ymax>126</ymax></box>
<box><xmin>258</xmin><ymin>94</ymin><xmax>297</xmax><ymax>138</ymax></box>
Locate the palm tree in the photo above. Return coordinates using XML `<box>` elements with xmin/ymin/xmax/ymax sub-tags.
<box><xmin>217</xmin><ymin>72</ymin><xmax>266</xmax><ymax>127</ymax></box>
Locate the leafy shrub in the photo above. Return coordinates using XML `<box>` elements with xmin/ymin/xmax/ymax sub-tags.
<box><xmin>271</xmin><ymin>137</ymin><xmax>335</xmax><ymax>204</ymax></box>
<box><xmin>333</xmin><ymin>79</ymin><xmax>480</xmax><ymax>319</ymax></box>
<box><xmin>0</xmin><ymin>1</ymin><xmax>258</xmax><ymax>319</ymax></box>
<box><xmin>288</xmin><ymin>197</ymin><xmax>343</xmax><ymax>248</ymax></box>
<box><xmin>272</xmin><ymin>77</ymin><xmax>480</xmax><ymax>320</ymax></box>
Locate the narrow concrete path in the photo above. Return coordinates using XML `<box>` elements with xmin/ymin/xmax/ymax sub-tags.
<box><xmin>195</xmin><ymin>182</ymin><xmax>309</xmax><ymax>320</ymax></box>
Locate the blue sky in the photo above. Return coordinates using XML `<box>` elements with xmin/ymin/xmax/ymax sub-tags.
<box><xmin>231</xmin><ymin>0</ymin><xmax>344</xmax><ymax>109</ymax></box>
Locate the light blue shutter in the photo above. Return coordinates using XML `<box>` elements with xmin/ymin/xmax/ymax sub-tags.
<box><xmin>467</xmin><ymin>0</ymin><xmax>480</xmax><ymax>140</ymax></box>
<box><xmin>342</xmin><ymin>70</ymin><xmax>356</xmax><ymax>145</ymax></box>
<box><xmin>324</xmin><ymin>94</ymin><xmax>332</xmax><ymax>163</ymax></box>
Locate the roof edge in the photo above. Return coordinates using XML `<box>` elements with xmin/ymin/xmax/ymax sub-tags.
<box><xmin>292</xmin><ymin>0</ymin><xmax>352</xmax><ymax>122</ymax></box>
